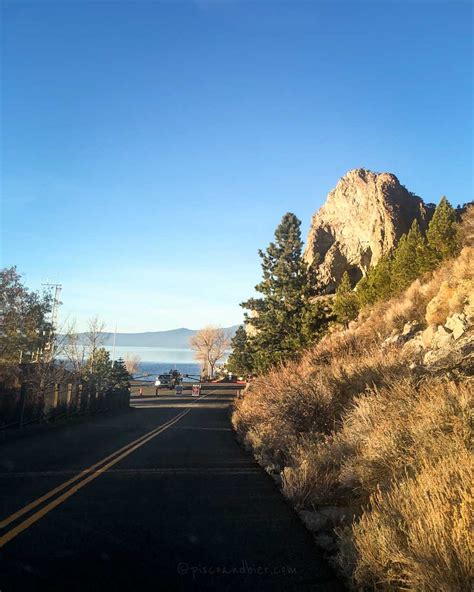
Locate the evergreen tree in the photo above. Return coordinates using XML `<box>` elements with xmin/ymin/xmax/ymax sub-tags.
<box><xmin>357</xmin><ymin>255</ymin><xmax>393</xmax><ymax>307</ymax></box>
<box><xmin>241</xmin><ymin>213</ymin><xmax>320</xmax><ymax>373</ymax></box>
<box><xmin>427</xmin><ymin>196</ymin><xmax>460</xmax><ymax>262</ymax></box>
<box><xmin>355</xmin><ymin>275</ymin><xmax>373</xmax><ymax>308</ymax></box>
<box><xmin>111</xmin><ymin>358</ymin><xmax>131</xmax><ymax>390</ymax></box>
<box><xmin>86</xmin><ymin>347</ymin><xmax>112</xmax><ymax>379</ymax></box>
<box><xmin>390</xmin><ymin>220</ymin><xmax>432</xmax><ymax>293</ymax></box>
<box><xmin>354</xmin><ymin>201</ymin><xmax>461</xmax><ymax>309</ymax></box>
<box><xmin>226</xmin><ymin>326</ymin><xmax>254</xmax><ymax>377</ymax></box>
<box><xmin>0</xmin><ymin>267</ymin><xmax>53</xmax><ymax>367</ymax></box>
<box><xmin>333</xmin><ymin>271</ymin><xmax>359</xmax><ymax>327</ymax></box>
<box><xmin>301</xmin><ymin>297</ymin><xmax>336</xmax><ymax>343</ymax></box>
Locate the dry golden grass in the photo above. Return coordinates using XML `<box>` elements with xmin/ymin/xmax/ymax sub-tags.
<box><xmin>425</xmin><ymin>247</ymin><xmax>473</xmax><ymax>326</ymax></box>
<box><xmin>336</xmin><ymin>379</ymin><xmax>472</xmax><ymax>498</ymax></box>
<box><xmin>459</xmin><ymin>204</ymin><xmax>474</xmax><ymax>248</ymax></box>
<box><xmin>232</xmin><ymin>246</ymin><xmax>474</xmax><ymax>590</ymax></box>
<box><xmin>353</xmin><ymin>451</ymin><xmax>473</xmax><ymax>591</ymax></box>
<box><xmin>232</xmin><ymin>344</ymin><xmax>407</xmax><ymax>473</ymax></box>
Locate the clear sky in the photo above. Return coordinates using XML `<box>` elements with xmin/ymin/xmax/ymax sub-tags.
<box><xmin>1</xmin><ymin>0</ymin><xmax>472</xmax><ymax>332</ymax></box>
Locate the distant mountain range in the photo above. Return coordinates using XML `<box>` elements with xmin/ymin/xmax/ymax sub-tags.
<box><xmin>69</xmin><ymin>326</ymin><xmax>239</xmax><ymax>349</ymax></box>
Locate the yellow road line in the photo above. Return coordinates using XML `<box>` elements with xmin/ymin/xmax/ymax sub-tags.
<box><xmin>0</xmin><ymin>408</ymin><xmax>191</xmax><ymax>548</ymax></box>
<box><xmin>0</xmin><ymin>410</ymin><xmax>186</xmax><ymax>530</ymax></box>
<box><xmin>0</xmin><ymin>392</ymin><xmax>208</xmax><ymax>531</ymax></box>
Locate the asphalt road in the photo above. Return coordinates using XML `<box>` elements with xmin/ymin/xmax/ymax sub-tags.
<box><xmin>0</xmin><ymin>389</ymin><xmax>344</xmax><ymax>591</ymax></box>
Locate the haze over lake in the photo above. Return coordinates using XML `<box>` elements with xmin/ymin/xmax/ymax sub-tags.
<box><xmin>104</xmin><ymin>345</ymin><xmax>200</xmax><ymax>380</ymax></box>
<box><xmin>106</xmin><ymin>345</ymin><xmax>195</xmax><ymax>364</ymax></box>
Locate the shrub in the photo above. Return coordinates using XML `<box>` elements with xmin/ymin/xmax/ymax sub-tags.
<box><xmin>459</xmin><ymin>204</ymin><xmax>474</xmax><ymax>247</ymax></box>
<box><xmin>425</xmin><ymin>247</ymin><xmax>473</xmax><ymax>326</ymax></box>
<box><xmin>353</xmin><ymin>450</ymin><xmax>472</xmax><ymax>591</ymax></box>
<box><xmin>232</xmin><ymin>247</ymin><xmax>473</xmax><ymax>589</ymax></box>
<box><xmin>337</xmin><ymin>379</ymin><xmax>472</xmax><ymax>499</ymax></box>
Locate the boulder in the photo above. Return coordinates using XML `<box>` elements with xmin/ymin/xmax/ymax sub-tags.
<box><xmin>423</xmin><ymin>330</ymin><xmax>474</xmax><ymax>373</ymax></box>
<box><xmin>402</xmin><ymin>320</ymin><xmax>422</xmax><ymax>337</ymax></box>
<box><xmin>314</xmin><ymin>533</ymin><xmax>338</xmax><ymax>553</ymax></box>
<box><xmin>402</xmin><ymin>334</ymin><xmax>424</xmax><ymax>356</ymax></box>
<box><xmin>318</xmin><ymin>506</ymin><xmax>351</xmax><ymax>524</ymax></box>
<box><xmin>445</xmin><ymin>313</ymin><xmax>468</xmax><ymax>340</ymax></box>
<box><xmin>298</xmin><ymin>506</ymin><xmax>352</xmax><ymax>533</ymax></box>
<box><xmin>432</xmin><ymin>325</ymin><xmax>454</xmax><ymax>349</ymax></box>
<box><xmin>298</xmin><ymin>510</ymin><xmax>329</xmax><ymax>532</ymax></box>
<box><xmin>382</xmin><ymin>334</ymin><xmax>404</xmax><ymax>348</ymax></box>
<box><xmin>304</xmin><ymin>169</ymin><xmax>433</xmax><ymax>292</ymax></box>
<box><xmin>384</xmin><ymin>324</ymin><xmax>423</xmax><ymax>350</ymax></box>
<box><xmin>422</xmin><ymin>324</ymin><xmax>437</xmax><ymax>348</ymax></box>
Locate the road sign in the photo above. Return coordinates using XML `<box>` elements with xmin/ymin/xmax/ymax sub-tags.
<box><xmin>192</xmin><ymin>384</ymin><xmax>201</xmax><ymax>397</ymax></box>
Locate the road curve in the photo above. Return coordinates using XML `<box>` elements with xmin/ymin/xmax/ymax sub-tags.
<box><xmin>0</xmin><ymin>390</ymin><xmax>344</xmax><ymax>591</ymax></box>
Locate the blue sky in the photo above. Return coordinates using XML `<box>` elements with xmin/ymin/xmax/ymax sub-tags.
<box><xmin>1</xmin><ymin>0</ymin><xmax>472</xmax><ymax>332</ymax></box>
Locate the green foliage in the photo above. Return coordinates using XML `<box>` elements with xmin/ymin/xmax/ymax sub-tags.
<box><xmin>357</xmin><ymin>255</ymin><xmax>393</xmax><ymax>307</ymax></box>
<box><xmin>241</xmin><ymin>213</ymin><xmax>323</xmax><ymax>373</ymax></box>
<box><xmin>226</xmin><ymin>326</ymin><xmax>254</xmax><ymax>377</ymax></box>
<box><xmin>111</xmin><ymin>358</ymin><xmax>131</xmax><ymax>390</ymax></box>
<box><xmin>83</xmin><ymin>349</ymin><xmax>130</xmax><ymax>393</ymax></box>
<box><xmin>301</xmin><ymin>297</ymin><xmax>336</xmax><ymax>343</ymax></box>
<box><xmin>427</xmin><ymin>196</ymin><xmax>460</xmax><ymax>262</ymax></box>
<box><xmin>333</xmin><ymin>271</ymin><xmax>359</xmax><ymax>326</ymax></box>
<box><xmin>357</xmin><ymin>198</ymin><xmax>462</xmax><ymax>305</ymax></box>
<box><xmin>237</xmin><ymin>198</ymin><xmax>464</xmax><ymax>375</ymax></box>
<box><xmin>390</xmin><ymin>220</ymin><xmax>433</xmax><ymax>294</ymax></box>
<box><xmin>0</xmin><ymin>267</ymin><xmax>53</xmax><ymax>367</ymax></box>
<box><xmin>85</xmin><ymin>348</ymin><xmax>112</xmax><ymax>380</ymax></box>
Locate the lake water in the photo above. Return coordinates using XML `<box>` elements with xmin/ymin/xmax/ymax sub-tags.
<box><xmin>104</xmin><ymin>345</ymin><xmax>201</xmax><ymax>381</ymax></box>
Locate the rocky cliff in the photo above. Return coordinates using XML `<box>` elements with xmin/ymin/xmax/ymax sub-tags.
<box><xmin>304</xmin><ymin>169</ymin><xmax>433</xmax><ymax>292</ymax></box>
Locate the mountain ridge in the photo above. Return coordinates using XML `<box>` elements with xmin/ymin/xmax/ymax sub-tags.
<box><xmin>66</xmin><ymin>326</ymin><xmax>239</xmax><ymax>349</ymax></box>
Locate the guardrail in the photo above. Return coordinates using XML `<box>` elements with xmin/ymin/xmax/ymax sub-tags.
<box><xmin>130</xmin><ymin>382</ymin><xmax>246</xmax><ymax>398</ymax></box>
<box><xmin>0</xmin><ymin>380</ymin><xmax>130</xmax><ymax>432</ymax></box>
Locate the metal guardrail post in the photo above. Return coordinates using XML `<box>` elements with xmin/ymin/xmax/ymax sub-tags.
<box><xmin>52</xmin><ymin>383</ymin><xmax>59</xmax><ymax>418</ymax></box>
<box><xmin>66</xmin><ymin>383</ymin><xmax>73</xmax><ymax>412</ymax></box>
<box><xmin>18</xmin><ymin>384</ymin><xmax>27</xmax><ymax>429</ymax></box>
<box><xmin>77</xmin><ymin>383</ymin><xmax>83</xmax><ymax>412</ymax></box>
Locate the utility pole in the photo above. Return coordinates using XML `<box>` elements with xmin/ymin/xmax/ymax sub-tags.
<box><xmin>42</xmin><ymin>282</ymin><xmax>62</xmax><ymax>361</ymax></box>
<box><xmin>112</xmin><ymin>321</ymin><xmax>117</xmax><ymax>364</ymax></box>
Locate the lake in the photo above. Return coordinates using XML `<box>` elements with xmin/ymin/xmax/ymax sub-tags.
<box><xmin>104</xmin><ymin>345</ymin><xmax>201</xmax><ymax>381</ymax></box>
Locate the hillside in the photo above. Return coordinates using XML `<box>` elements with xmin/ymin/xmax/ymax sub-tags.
<box><xmin>232</xmin><ymin>209</ymin><xmax>473</xmax><ymax>590</ymax></box>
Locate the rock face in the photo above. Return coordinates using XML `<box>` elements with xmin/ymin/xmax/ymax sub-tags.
<box><xmin>304</xmin><ymin>169</ymin><xmax>433</xmax><ymax>292</ymax></box>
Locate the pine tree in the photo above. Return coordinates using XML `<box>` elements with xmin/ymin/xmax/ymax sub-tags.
<box><xmin>357</xmin><ymin>255</ymin><xmax>393</xmax><ymax>307</ymax></box>
<box><xmin>333</xmin><ymin>271</ymin><xmax>359</xmax><ymax>327</ymax></box>
<box><xmin>111</xmin><ymin>358</ymin><xmax>131</xmax><ymax>390</ymax></box>
<box><xmin>391</xmin><ymin>220</ymin><xmax>432</xmax><ymax>293</ymax></box>
<box><xmin>355</xmin><ymin>275</ymin><xmax>374</xmax><ymax>308</ymax></box>
<box><xmin>241</xmin><ymin>213</ymin><xmax>320</xmax><ymax>373</ymax></box>
<box><xmin>301</xmin><ymin>297</ymin><xmax>336</xmax><ymax>343</ymax></box>
<box><xmin>226</xmin><ymin>326</ymin><xmax>254</xmax><ymax>377</ymax></box>
<box><xmin>427</xmin><ymin>196</ymin><xmax>460</xmax><ymax>262</ymax></box>
<box><xmin>371</xmin><ymin>255</ymin><xmax>394</xmax><ymax>301</ymax></box>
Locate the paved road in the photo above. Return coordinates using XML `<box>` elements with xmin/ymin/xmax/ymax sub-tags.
<box><xmin>0</xmin><ymin>390</ymin><xmax>344</xmax><ymax>591</ymax></box>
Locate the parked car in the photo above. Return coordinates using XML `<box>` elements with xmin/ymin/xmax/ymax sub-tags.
<box><xmin>156</xmin><ymin>371</ymin><xmax>181</xmax><ymax>390</ymax></box>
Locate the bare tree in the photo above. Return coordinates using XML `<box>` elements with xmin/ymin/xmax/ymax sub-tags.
<box><xmin>58</xmin><ymin>317</ymin><xmax>106</xmax><ymax>375</ymax></box>
<box><xmin>85</xmin><ymin>316</ymin><xmax>106</xmax><ymax>367</ymax></box>
<box><xmin>59</xmin><ymin>320</ymin><xmax>88</xmax><ymax>374</ymax></box>
<box><xmin>189</xmin><ymin>326</ymin><xmax>231</xmax><ymax>379</ymax></box>
<box><xmin>124</xmin><ymin>354</ymin><xmax>141</xmax><ymax>376</ymax></box>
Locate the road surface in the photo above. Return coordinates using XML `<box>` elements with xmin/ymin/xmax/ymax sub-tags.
<box><xmin>0</xmin><ymin>388</ymin><xmax>344</xmax><ymax>591</ymax></box>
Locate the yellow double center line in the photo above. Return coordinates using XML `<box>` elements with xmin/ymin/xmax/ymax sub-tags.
<box><xmin>0</xmin><ymin>400</ymin><xmax>200</xmax><ymax>548</ymax></box>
